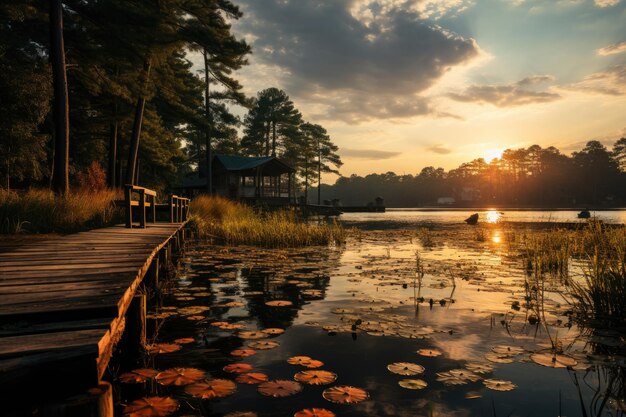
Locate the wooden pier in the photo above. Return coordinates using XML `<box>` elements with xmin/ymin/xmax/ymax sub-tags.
<box><xmin>0</xmin><ymin>221</ymin><xmax>187</xmax><ymax>415</ymax></box>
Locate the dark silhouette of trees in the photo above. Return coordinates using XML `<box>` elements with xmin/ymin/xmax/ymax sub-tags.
<box><xmin>319</xmin><ymin>142</ymin><xmax>626</xmax><ymax>207</ymax></box>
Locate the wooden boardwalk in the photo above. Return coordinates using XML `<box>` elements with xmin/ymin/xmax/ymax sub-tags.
<box><xmin>0</xmin><ymin>223</ymin><xmax>186</xmax><ymax>403</ymax></box>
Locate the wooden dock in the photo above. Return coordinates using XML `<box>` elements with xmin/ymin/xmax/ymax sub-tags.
<box><xmin>0</xmin><ymin>222</ymin><xmax>186</xmax><ymax>411</ymax></box>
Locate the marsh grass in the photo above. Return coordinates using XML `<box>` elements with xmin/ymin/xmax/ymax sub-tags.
<box><xmin>189</xmin><ymin>195</ymin><xmax>345</xmax><ymax>247</ymax></box>
<box><xmin>1</xmin><ymin>188</ymin><xmax>122</xmax><ymax>234</ymax></box>
<box><xmin>569</xmin><ymin>222</ymin><xmax>626</xmax><ymax>328</ymax></box>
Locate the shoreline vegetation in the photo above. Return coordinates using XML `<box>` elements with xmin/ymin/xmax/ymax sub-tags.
<box><xmin>0</xmin><ymin>188</ymin><xmax>121</xmax><ymax>234</ymax></box>
<box><xmin>189</xmin><ymin>195</ymin><xmax>345</xmax><ymax>248</ymax></box>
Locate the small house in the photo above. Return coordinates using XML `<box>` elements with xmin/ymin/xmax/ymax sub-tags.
<box><xmin>177</xmin><ymin>155</ymin><xmax>296</xmax><ymax>205</ymax></box>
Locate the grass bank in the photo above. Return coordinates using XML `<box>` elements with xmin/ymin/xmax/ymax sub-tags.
<box><xmin>189</xmin><ymin>195</ymin><xmax>345</xmax><ymax>247</ymax></box>
<box><xmin>0</xmin><ymin>188</ymin><xmax>122</xmax><ymax>234</ymax></box>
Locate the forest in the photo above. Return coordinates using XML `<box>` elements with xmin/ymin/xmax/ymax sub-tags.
<box><xmin>0</xmin><ymin>1</ymin><xmax>341</xmax><ymax>197</ymax></box>
<box><xmin>319</xmin><ymin>140</ymin><xmax>626</xmax><ymax>208</ymax></box>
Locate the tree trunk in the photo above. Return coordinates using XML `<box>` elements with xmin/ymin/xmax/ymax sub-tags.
<box><xmin>304</xmin><ymin>161</ymin><xmax>308</xmax><ymax>203</ymax></box>
<box><xmin>50</xmin><ymin>0</ymin><xmax>69</xmax><ymax>195</ymax></box>
<box><xmin>125</xmin><ymin>59</ymin><xmax>151</xmax><ymax>186</ymax></box>
<box><xmin>265</xmin><ymin>122</ymin><xmax>270</xmax><ymax>156</ymax></box>
<box><xmin>318</xmin><ymin>147</ymin><xmax>322</xmax><ymax>205</ymax></box>
<box><xmin>271</xmin><ymin>121</ymin><xmax>276</xmax><ymax>157</ymax></box>
<box><xmin>203</xmin><ymin>49</ymin><xmax>212</xmax><ymax>195</ymax></box>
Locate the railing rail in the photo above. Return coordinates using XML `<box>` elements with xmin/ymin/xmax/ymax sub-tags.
<box><xmin>124</xmin><ymin>184</ymin><xmax>157</xmax><ymax>228</ymax></box>
<box><xmin>170</xmin><ymin>195</ymin><xmax>190</xmax><ymax>223</ymax></box>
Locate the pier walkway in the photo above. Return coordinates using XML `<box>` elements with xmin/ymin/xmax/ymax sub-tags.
<box><xmin>0</xmin><ymin>222</ymin><xmax>186</xmax><ymax>407</ymax></box>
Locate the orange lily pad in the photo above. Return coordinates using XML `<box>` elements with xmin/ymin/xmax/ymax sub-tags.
<box><xmin>258</xmin><ymin>380</ymin><xmax>303</xmax><ymax>397</ymax></box>
<box><xmin>231</xmin><ymin>349</ymin><xmax>257</xmax><ymax>357</ymax></box>
<box><xmin>119</xmin><ymin>368</ymin><xmax>159</xmax><ymax>384</ymax></box>
<box><xmin>185</xmin><ymin>379</ymin><xmax>237</xmax><ymax>399</ymax></box>
<box><xmin>322</xmin><ymin>386</ymin><xmax>369</xmax><ymax>404</ymax></box>
<box><xmin>294</xmin><ymin>409</ymin><xmax>336</xmax><ymax>417</ymax></box>
<box><xmin>294</xmin><ymin>370</ymin><xmax>337</xmax><ymax>385</ymax></box>
<box><xmin>123</xmin><ymin>396</ymin><xmax>179</xmax><ymax>417</ymax></box>
<box><xmin>223</xmin><ymin>363</ymin><xmax>253</xmax><ymax>373</ymax></box>
<box><xmin>236</xmin><ymin>372</ymin><xmax>269</xmax><ymax>384</ymax></box>
<box><xmin>155</xmin><ymin>368</ymin><xmax>206</xmax><ymax>386</ymax></box>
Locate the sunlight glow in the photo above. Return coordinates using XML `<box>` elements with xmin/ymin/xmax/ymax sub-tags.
<box><xmin>485</xmin><ymin>210</ymin><xmax>501</xmax><ymax>224</ymax></box>
<box><xmin>484</xmin><ymin>149</ymin><xmax>503</xmax><ymax>162</ymax></box>
<box><xmin>492</xmin><ymin>230</ymin><xmax>502</xmax><ymax>244</ymax></box>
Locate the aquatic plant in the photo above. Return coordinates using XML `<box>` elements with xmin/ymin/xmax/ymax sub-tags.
<box><xmin>568</xmin><ymin>223</ymin><xmax>626</xmax><ymax>328</ymax></box>
<box><xmin>0</xmin><ymin>187</ymin><xmax>121</xmax><ymax>233</ymax></box>
<box><xmin>189</xmin><ymin>195</ymin><xmax>346</xmax><ymax>247</ymax></box>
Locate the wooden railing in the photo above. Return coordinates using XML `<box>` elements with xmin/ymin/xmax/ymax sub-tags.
<box><xmin>125</xmin><ymin>185</ymin><xmax>157</xmax><ymax>228</ymax></box>
<box><xmin>170</xmin><ymin>195</ymin><xmax>190</xmax><ymax>223</ymax></box>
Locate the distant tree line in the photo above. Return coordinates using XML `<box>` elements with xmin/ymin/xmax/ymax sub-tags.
<box><xmin>0</xmin><ymin>1</ymin><xmax>341</xmax><ymax>197</ymax></box>
<box><xmin>319</xmin><ymin>140</ymin><xmax>626</xmax><ymax>208</ymax></box>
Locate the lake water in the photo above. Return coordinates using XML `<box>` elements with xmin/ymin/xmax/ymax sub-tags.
<box><xmin>113</xmin><ymin>220</ymin><xmax>626</xmax><ymax>417</ymax></box>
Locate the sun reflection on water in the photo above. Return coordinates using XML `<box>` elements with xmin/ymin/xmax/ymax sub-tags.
<box><xmin>485</xmin><ymin>210</ymin><xmax>502</xmax><ymax>223</ymax></box>
<box><xmin>492</xmin><ymin>230</ymin><xmax>502</xmax><ymax>244</ymax></box>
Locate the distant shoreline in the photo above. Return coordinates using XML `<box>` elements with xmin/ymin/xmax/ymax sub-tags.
<box><xmin>384</xmin><ymin>207</ymin><xmax>626</xmax><ymax>212</ymax></box>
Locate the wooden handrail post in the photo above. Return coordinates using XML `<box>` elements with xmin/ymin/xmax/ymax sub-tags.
<box><xmin>139</xmin><ymin>189</ymin><xmax>146</xmax><ymax>228</ymax></box>
<box><xmin>124</xmin><ymin>185</ymin><xmax>132</xmax><ymax>228</ymax></box>
<box><xmin>151</xmin><ymin>194</ymin><xmax>156</xmax><ymax>224</ymax></box>
<box><xmin>169</xmin><ymin>195</ymin><xmax>174</xmax><ymax>223</ymax></box>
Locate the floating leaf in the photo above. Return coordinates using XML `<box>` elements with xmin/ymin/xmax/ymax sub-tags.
<box><xmin>288</xmin><ymin>356</ymin><xmax>324</xmax><ymax>368</ymax></box>
<box><xmin>387</xmin><ymin>362</ymin><xmax>425</xmax><ymax>376</ymax></box>
<box><xmin>123</xmin><ymin>396</ymin><xmax>179</xmax><ymax>417</ymax></box>
<box><xmin>484</xmin><ymin>352</ymin><xmax>514</xmax><ymax>364</ymax></box>
<box><xmin>465</xmin><ymin>363</ymin><xmax>494</xmax><ymax>374</ymax></box>
<box><xmin>294</xmin><ymin>370</ymin><xmax>337</xmax><ymax>385</ymax></box>
<box><xmin>265</xmin><ymin>300</ymin><xmax>293</xmax><ymax>307</ymax></box>
<box><xmin>398</xmin><ymin>379</ymin><xmax>428</xmax><ymax>390</ymax></box>
<box><xmin>483</xmin><ymin>378</ymin><xmax>517</xmax><ymax>391</ymax></box>
<box><xmin>174</xmin><ymin>337</ymin><xmax>195</xmax><ymax>344</ymax></box>
<box><xmin>224</xmin><ymin>413</ymin><xmax>258</xmax><ymax>417</ymax></box>
<box><xmin>185</xmin><ymin>379</ymin><xmax>237</xmax><ymax>399</ymax></box>
<box><xmin>238</xmin><ymin>331</ymin><xmax>268</xmax><ymax>340</ymax></box>
<box><xmin>248</xmin><ymin>340</ymin><xmax>280</xmax><ymax>350</ymax></box>
<box><xmin>436</xmin><ymin>369</ymin><xmax>481</xmax><ymax>386</ymax></box>
<box><xmin>262</xmin><ymin>328</ymin><xmax>285</xmax><ymax>335</ymax></box>
<box><xmin>294</xmin><ymin>409</ymin><xmax>336</xmax><ymax>417</ymax></box>
<box><xmin>417</xmin><ymin>349</ymin><xmax>442</xmax><ymax>357</ymax></box>
<box><xmin>231</xmin><ymin>349</ymin><xmax>257</xmax><ymax>357</ymax></box>
<box><xmin>492</xmin><ymin>345</ymin><xmax>525</xmax><ymax>355</ymax></box>
<box><xmin>145</xmin><ymin>343</ymin><xmax>181</xmax><ymax>354</ymax></box>
<box><xmin>530</xmin><ymin>353</ymin><xmax>578</xmax><ymax>368</ymax></box>
<box><xmin>156</xmin><ymin>368</ymin><xmax>206</xmax><ymax>386</ymax></box>
<box><xmin>465</xmin><ymin>391</ymin><xmax>482</xmax><ymax>399</ymax></box>
<box><xmin>223</xmin><ymin>363</ymin><xmax>253</xmax><ymax>374</ymax></box>
<box><xmin>119</xmin><ymin>368</ymin><xmax>159</xmax><ymax>384</ymax></box>
<box><xmin>236</xmin><ymin>372</ymin><xmax>269</xmax><ymax>384</ymax></box>
<box><xmin>258</xmin><ymin>380</ymin><xmax>303</xmax><ymax>397</ymax></box>
<box><xmin>187</xmin><ymin>315</ymin><xmax>204</xmax><ymax>321</ymax></box>
<box><xmin>322</xmin><ymin>386</ymin><xmax>369</xmax><ymax>404</ymax></box>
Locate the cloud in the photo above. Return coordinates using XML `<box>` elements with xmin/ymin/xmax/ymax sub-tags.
<box><xmin>594</xmin><ymin>0</ymin><xmax>620</xmax><ymax>6</ymax></box>
<box><xmin>235</xmin><ymin>0</ymin><xmax>480</xmax><ymax>122</ymax></box>
<box><xmin>341</xmin><ymin>148</ymin><xmax>402</xmax><ymax>159</ymax></box>
<box><xmin>597</xmin><ymin>41</ymin><xmax>626</xmax><ymax>56</ymax></box>
<box><xmin>565</xmin><ymin>64</ymin><xmax>626</xmax><ymax>95</ymax></box>
<box><xmin>427</xmin><ymin>144</ymin><xmax>453</xmax><ymax>154</ymax></box>
<box><xmin>448</xmin><ymin>76</ymin><xmax>561</xmax><ymax>107</ymax></box>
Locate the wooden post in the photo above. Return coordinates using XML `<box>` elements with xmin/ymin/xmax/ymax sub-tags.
<box><xmin>124</xmin><ymin>186</ymin><xmax>132</xmax><ymax>228</ymax></box>
<box><xmin>139</xmin><ymin>190</ymin><xmax>146</xmax><ymax>228</ymax></box>
<box><xmin>146</xmin><ymin>257</ymin><xmax>159</xmax><ymax>295</ymax></box>
<box><xmin>119</xmin><ymin>294</ymin><xmax>146</xmax><ymax>364</ymax></box>
<box><xmin>169</xmin><ymin>195</ymin><xmax>174</xmax><ymax>223</ymax></box>
<box><xmin>151</xmin><ymin>194</ymin><xmax>156</xmax><ymax>224</ymax></box>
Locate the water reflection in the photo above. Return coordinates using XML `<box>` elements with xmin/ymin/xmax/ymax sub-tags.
<box><xmin>485</xmin><ymin>210</ymin><xmax>502</xmax><ymax>224</ymax></box>
<box><xmin>110</xmin><ymin>229</ymin><xmax>625</xmax><ymax>417</ymax></box>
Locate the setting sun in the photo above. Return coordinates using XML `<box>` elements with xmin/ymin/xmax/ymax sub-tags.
<box><xmin>484</xmin><ymin>149</ymin><xmax>503</xmax><ymax>162</ymax></box>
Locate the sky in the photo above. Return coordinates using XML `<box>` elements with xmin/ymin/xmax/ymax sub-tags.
<box><xmin>215</xmin><ymin>0</ymin><xmax>626</xmax><ymax>181</ymax></box>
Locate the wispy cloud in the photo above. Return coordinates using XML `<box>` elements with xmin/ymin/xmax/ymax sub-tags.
<box><xmin>594</xmin><ymin>0</ymin><xmax>621</xmax><ymax>7</ymax></box>
<box><xmin>341</xmin><ymin>148</ymin><xmax>401</xmax><ymax>159</ymax></box>
<box><xmin>564</xmin><ymin>64</ymin><xmax>626</xmax><ymax>95</ymax></box>
<box><xmin>448</xmin><ymin>76</ymin><xmax>560</xmax><ymax>107</ymax></box>
<box><xmin>427</xmin><ymin>144</ymin><xmax>453</xmax><ymax>154</ymax></box>
<box><xmin>597</xmin><ymin>41</ymin><xmax>626</xmax><ymax>56</ymax></box>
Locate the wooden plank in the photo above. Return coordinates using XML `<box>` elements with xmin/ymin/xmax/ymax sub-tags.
<box><xmin>0</xmin><ymin>260</ymin><xmax>150</xmax><ymax>272</ymax></box>
<box><xmin>0</xmin><ymin>317</ymin><xmax>111</xmax><ymax>337</ymax></box>
<box><xmin>0</xmin><ymin>328</ymin><xmax>104</xmax><ymax>358</ymax></box>
<box><xmin>0</xmin><ymin>266</ymin><xmax>141</xmax><ymax>279</ymax></box>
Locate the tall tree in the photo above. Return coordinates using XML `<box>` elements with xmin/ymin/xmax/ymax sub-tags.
<box><xmin>49</xmin><ymin>0</ymin><xmax>69</xmax><ymax>194</ymax></box>
<box><xmin>242</xmin><ymin>88</ymin><xmax>302</xmax><ymax>157</ymax></box>
<box><xmin>613</xmin><ymin>137</ymin><xmax>626</xmax><ymax>172</ymax></box>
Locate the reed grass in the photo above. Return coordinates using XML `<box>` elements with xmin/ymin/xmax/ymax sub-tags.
<box><xmin>189</xmin><ymin>195</ymin><xmax>346</xmax><ymax>247</ymax></box>
<box><xmin>569</xmin><ymin>222</ymin><xmax>626</xmax><ymax>328</ymax></box>
<box><xmin>0</xmin><ymin>188</ymin><xmax>122</xmax><ymax>233</ymax></box>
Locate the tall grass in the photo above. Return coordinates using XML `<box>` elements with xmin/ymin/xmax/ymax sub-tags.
<box><xmin>189</xmin><ymin>195</ymin><xmax>345</xmax><ymax>247</ymax></box>
<box><xmin>0</xmin><ymin>188</ymin><xmax>122</xmax><ymax>233</ymax></box>
<box><xmin>569</xmin><ymin>222</ymin><xmax>626</xmax><ymax>328</ymax></box>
